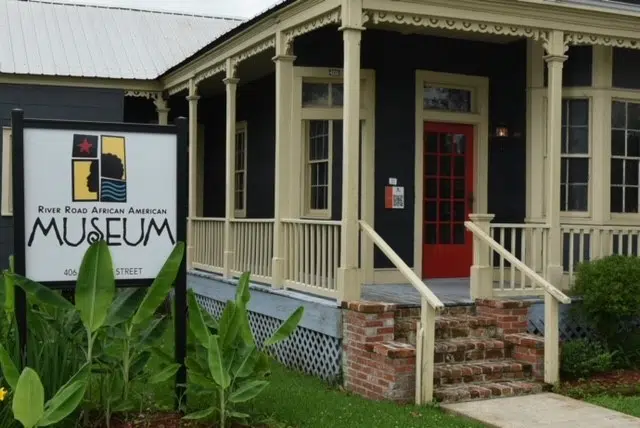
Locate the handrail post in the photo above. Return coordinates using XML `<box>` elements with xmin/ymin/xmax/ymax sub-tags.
<box><xmin>544</xmin><ymin>292</ymin><xmax>560</xmax><ymax>384</ymax></box>
<box><xmin>469</xmin><ymin>214</ymin><xmax>495</xmax><ymax>299</ymax></box>
<box><xmin>419</xmin><ymin>298</ymin><xmax>436</xmax><ymax>404</ymax></box>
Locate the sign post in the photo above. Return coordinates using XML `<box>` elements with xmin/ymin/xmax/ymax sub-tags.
<box><xmin>10</xmin><ymin>109</ymin><xmax>189</xmax><ymax>406</ymax></box>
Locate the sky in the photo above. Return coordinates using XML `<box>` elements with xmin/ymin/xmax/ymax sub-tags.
<box><xmin>44</xmin><ymin>0</ymin><xmax>279</xmax><ymax>19</ymax></box>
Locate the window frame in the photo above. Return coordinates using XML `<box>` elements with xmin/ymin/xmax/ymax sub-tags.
<box><xmin>304</xmin><ymin>119</ymin><xmax>333</xmax><ymax>218</ymax></box>
<box><xmin>559</xmin><ymin>97</ymin><xmax>591</xmax><ymax>213</ymax></box>
<box><xmin>234</xmin><ymin>121</ymin><xmax>248</xmax><ymax>218</ymax></box>
<box><xmin>1</xmin><ymin>127</ymin><xmax>12</xmax><ymax>217</ymax></box>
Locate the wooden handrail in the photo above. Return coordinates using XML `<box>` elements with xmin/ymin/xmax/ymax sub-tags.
<box><xmin>464</xmin><ymin>220</ymin><xmax>571</xmax><ymax>304</ymax></box>
<box><xmin>191</xmin><ymin>217</ymin><xmax>225</xmax><ymax>221</ymax></box>
<box><xmin>359</xmin><ymin>220</ymin><xmax>444</xmax><ymax>310</ymax></box>
<box><xmin>282</xmin><ymin>218</ymin><xmax>342</xmax><ymax>226</ymax></box>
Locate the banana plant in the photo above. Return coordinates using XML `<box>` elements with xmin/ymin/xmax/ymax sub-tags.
<box><xmin>3</xmin><ymin>240</ymin><xmax>186</xmax><ymax>427</ymax></box>
<box><xmin>183</xmin><ymin>272</ymin><xmax>304</xmax><ymax>428</ymax></box>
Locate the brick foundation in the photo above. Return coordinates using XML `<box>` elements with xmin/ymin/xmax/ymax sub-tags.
<box><xmin>505</xmin><ymin>333</ymin><xmax>545</xmax><ymax>381</ymax></box>
<box><xmin>342</xmin><ymin>301</ymin><xmax>416</xmax><ymax>402</ymax></box>
<box><xmin>476</xmin><ymin>299</ymin><xmax>531</xmax><ymax>336</ymax></box>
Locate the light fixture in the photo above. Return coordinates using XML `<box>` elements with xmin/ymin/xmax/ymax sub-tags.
<box><xmin>495</xmin><ymin>125</ymin><xmax>509</xmax><ymax>138</ymax></box>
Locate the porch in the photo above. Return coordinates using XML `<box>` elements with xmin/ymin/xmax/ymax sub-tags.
<box><xmin>160</xmin><ymin>0</ymin><xmax>640</xmax><ymax>406</ymax></box>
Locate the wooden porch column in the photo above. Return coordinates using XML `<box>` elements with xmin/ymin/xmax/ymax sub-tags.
<box><xmin>544</xmin><ymin>31</ymin><xmax>567</xmax><ymax>287</ymax></box>
<box><xmin>186</xmin><ymin>79</ymin><xmax>200</xmax><ymax>270</ymax></box>
<box><xmin>469</xmin><ymin>213</ymin><xmax>495</xmax><ymax>299</ymax></box>
<box><xmin>337</xmin><ymin>0</ymin><xmax>364</xmax><ymax>301</ymax></box>
<box><xmin>271</xmin><ymin>33</ymin><xmax>296</xmax><ymax>288</ymax></box>
<box><xmin>154</xmin><ymin>97</ymin><xmax>170</xmax><ymax>125</ymax></box>
<box><xmin>223</xmin><ymin>59</ymin><xmax>239</xmax><ymax>279</ymax></box>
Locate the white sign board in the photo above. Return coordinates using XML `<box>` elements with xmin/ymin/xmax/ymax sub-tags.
<box><xmin>22</xmin><ymin>128</ymin><xmax>178</xmax><ymax>282</ymax></box>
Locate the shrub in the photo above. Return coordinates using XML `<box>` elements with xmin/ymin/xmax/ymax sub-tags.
<box><xmin>560</xmin><ymin>339</ymin><xmax>614</xmax><ymax>380</ymax></box>
<box><xmin>572</xmin><ymin>255</ymin><xmax>640</xmax><ymax>346</ymax></box>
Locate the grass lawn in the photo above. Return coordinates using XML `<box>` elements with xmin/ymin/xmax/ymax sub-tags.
<box><xmin>235</xmin><ymin>363</ymin><xmax>485</xmax><ymax>428</ymax></box>
<box><xmin>584</xmin><ymin>395</ymin><xmax>640</xmax><ymax>418</ymax></box>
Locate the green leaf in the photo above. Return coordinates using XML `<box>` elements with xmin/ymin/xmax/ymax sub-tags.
<box><xmin>227</xmin><ymin>411</ymin><xmax>250</xmax><ymax>420</ymax></box>
<box><xmin>148</xmin><ymin>363</ymin><xmax>181</xmax><ymax>384</ymax></box>
<box><xmin>129</xmin><ymin>351</ymin><xmax>152</xmax><ymax>380</ymax></box>
<box><xmin>104</xmin><ymin>288</ymin><xmax>146</xmax><ymax>326</ymax></box>
<box><xmin>235</xmin><ymin>271</ymin><xmax>251</xmax><ymax>306</ymax></box>
<box><xmin>38</xmin><ymin>380</ymin><xmax>87</xmax><ymax>426</ymax></box>
<box><xmin>188</xmin><ymin>371</ymin><xmax>217</xmax><ymax>388</ymax></box>
<box><xmin>254</xmin><ymin>353</ymin><xmax>271</xmax><ymax>379</ymax></box>
<box><xmin>182</xmin><ymin>407</ymin><xmax>215</xmax><ymax>420</ymax></box>
<box><xmin>207</xmin><ymin>335</ymin><xmax>230</xmax><ymax>389</ymax></box>
<box><xmin>228</xmin><ymin>380</ymin><xmax>269</xmax><ymax>403</ymax></box>
<box><xmin>132</xmin><ymin>242</ymin><xmax>184</xmax><ymax>325</ymax></box>
<box><xmin>231</xmin><ymin>345</ymin><xmax>259</xmax><ymax>379</ymax></box>
<box><xmin>0</xmin><ymin>342</ymin><xmax>19</xmax><ymax>390</ymax></box>
<box><xmin>138</xmin><ymin>317</ymin><xmax>169</xmax><ymax>347</ymax></box>
<box><xmin>7</xmin><ymin>273</ymin><xmax>73</xmax><ymax>310</ymax></box>
<box><xmin>187</xmin><ymin>289</ymin><xmax>210</xmax><ymax>347</ymax></box>
<box><xmin>13</xmin><ymin>368</ymin><xmax>44</xmax><ymax>428</ymax></box>
<box><xmin>4</xmin><ymin>256</ymin><xmax>15</xmax><ymax>314</ymax></box>
<box><xmin>219</xmin><ymin>301</ymin><xmax>239</xmax><ymax>349</ymax></box>
<box><xmin>152</xmin><ymin>347</ymin><xmax>174</xmax><ymax>365</ymax></box>
<box><xmin>263</xmin><ymin>306</ymin><xmax>304</xmax><ymax>347</ymax></box>
<box><xmin>75</xmin><ymin>240</ymin><xmax>116</xmax><ymax>332</ymax></box>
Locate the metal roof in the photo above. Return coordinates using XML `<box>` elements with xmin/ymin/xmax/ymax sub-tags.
<box><xmin>0</xmin><ymin>0</ymin><xmax>244</xmax><ymax>79</ymax></box>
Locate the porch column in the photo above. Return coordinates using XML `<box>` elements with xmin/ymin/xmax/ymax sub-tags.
<box><xmin>154</xmin><ymin>96</ymin><xmax>170</xmax><ymax>125</ymax></box>
<box><xmin>271</xmin><ymin>32</ymin><xmax>296</xmax><ymax>288</ymax></box>
<box><xmin>223</xmin><ymin>59</ymin><xmax>239</xmax><ymax>279</ymax></box>
<box><xmin>337</xmin><ymin>0</ymin><xmax>364</xmax><ymax>301</ymax></box>
<box><xmin>186</xmin><ymin>79</ymin><xmax>200</xmax><ymax>270</ymax></box>
<box><xmin>544</xmin><ymin>31</ymin><xmax>567</xmax><ymax>286</ymax></box>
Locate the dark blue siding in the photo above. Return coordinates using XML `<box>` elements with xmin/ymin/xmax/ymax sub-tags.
<box><xmin>0</xmin><ymin>84</ymin><xmax>124</xmax><ymax>270</ymax></box>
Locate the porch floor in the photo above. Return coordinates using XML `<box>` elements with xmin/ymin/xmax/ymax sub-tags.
<box><xmin>363</xmin><ymin>279</ymin><xmax>544</xmax><ymax>307</ymax></box>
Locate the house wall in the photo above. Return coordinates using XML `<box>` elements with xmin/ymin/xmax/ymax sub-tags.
<box><xmin>0</xmin><ymin>84</ymin><xmax>124</xmax><ymax>270</ymax></box>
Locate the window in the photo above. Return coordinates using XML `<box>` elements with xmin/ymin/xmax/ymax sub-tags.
<box><xmin>306</xmin><ymin>120</ymin><xmax>331</xmax><ymax>216</ymax></box>
<box><xmin>234</xmin><ymin>122</ymin><xmax>247</xmax><ymax>217</ymax></box>
<box><xmin>423</xmin><ymin>85</ymin><xmax>472</xmax><ymax>112</ymax></box>
<box><xmin>560</xmin><ymin>98</ymin><xmax>590</xmax><ymax>212</ymax></box>
<box><xmin>610</xmin><ymin>100</ymin><xmax>640</xmax><ymax>213</ymax></box>
<box><xmin>1</xmin><ymin>128</ymin><xmax>12</xmax><ymax>216</ymax></box>
<box><xmin>302</xmin><ymin>82</ymin><xmax>343</xmax><ymax>107</ymax></box>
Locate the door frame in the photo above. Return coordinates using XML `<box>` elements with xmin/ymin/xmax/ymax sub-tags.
<box><xmin>413</xmin><ymin>70</ymin><xmax>489</xmax><ymax>279</ymax></box>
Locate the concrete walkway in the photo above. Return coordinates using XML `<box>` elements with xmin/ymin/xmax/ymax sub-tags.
<box><xmin>441</xmin><ymin>393</ymin><xmax>640</xmax><ymax>428</ymax></box>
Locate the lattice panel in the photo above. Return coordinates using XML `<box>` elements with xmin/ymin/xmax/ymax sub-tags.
<box><xmin>528</xmin><ymin>313</ymin><xmax>640</xmax><ymax>341</ymax></box>
<box><xmin>194</xmin><ymin>294</ymin><xmax>342</xmax><ymax>381</ymax></box>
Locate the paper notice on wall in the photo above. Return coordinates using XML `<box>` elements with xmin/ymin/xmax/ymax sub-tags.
<box><xmin>384</xmin><ymin>186</ymin><xmax>404</xmax><ymax>209</ymax></box>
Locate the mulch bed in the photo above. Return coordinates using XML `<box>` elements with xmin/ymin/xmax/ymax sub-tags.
<box><xmin>106</xmin><ymin>412</ymin><xmax>269</xmax><ymax>428</ymax></box>
<box><xmin>559</xmin><ymin>369</ymin><xmax>640</xmax><ymax>397</ymax></box>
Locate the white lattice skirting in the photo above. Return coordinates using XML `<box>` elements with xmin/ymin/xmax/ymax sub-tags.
<box><xmin>188</xmin><ymin>271</ymin><xmax>343</xmax><ymax>382</ymax></box>
<box><xmin>527</xmin><ymin>301</ymin><xmax>640</xmax><ymax>341</ymax></box>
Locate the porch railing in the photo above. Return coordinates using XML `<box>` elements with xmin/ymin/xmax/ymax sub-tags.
<box><xmin>465</xmin><ymin>219</ymin><xmax>571</xmax><ymax>385</ymax></box>
<box><xmin>359</xmin><ymin>220</ymin><xmax>444</xmax><ymax>405</ymax></box>
<box><xmin>561</xmin><ymin>224</ymin><xmax>640</xmax><ymax>285</ymax></box>
<box><xmin>282</xmin><ymin>218</ymin><xmax>341</xmax><ymax>298</ymax></box>
<box><xmin>230</xmin><ymin>219</ymin><xmax>274</xmax><ymax>283</ymax></box>
<box><xmin>489</xmin><ymin>222</ymin><xmax>549</xmax><ymax>295</ymax></box>
<box><xmin>192</xmin><ymin>217</ymin><xmax>225</xmax><ymax>274</ymax></box>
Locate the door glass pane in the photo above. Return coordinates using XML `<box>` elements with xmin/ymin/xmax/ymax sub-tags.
<box><xmin>453</xmin><ymin>224</ymin><xmax>465</xmax><ymax>244</ymax></box>
<box><xmin>439</xmin><ymin>224</ymin><xmax>451</xmax><ymax>244</ymax></box>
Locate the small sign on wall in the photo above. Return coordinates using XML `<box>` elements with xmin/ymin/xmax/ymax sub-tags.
<box><xmin>385</xmin><ymin>185</ymin><xmax>404</xmax><ymax>209</ymax></box>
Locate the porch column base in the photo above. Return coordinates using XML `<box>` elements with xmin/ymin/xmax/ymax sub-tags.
<box><xmin>223</xmin><ymin>251</ymin><xmax>235</xmax><ymax>279</ymax></box>
<box><xmin>271</xmin><ymin>257</ymin><xmax>284</xmax><ymax>289</ymax></box>
<box><xmin>186</xmin><ymin>243</ymin><xmax>194</xmax><ymax>270</ymax></box>
<box><xmin>546</xmin><ymin>264</ymin><xmax>563</xmax><ymax>289</ymax></box>
<box><xmin>337</xmin><ymin>267</ymin><xmax>361</xmax><ymax>302</ymax></box>
<box><xmin>470</xmin><ymin>265</ymin><xmax>493</xmax><ymax>299</ymax></box>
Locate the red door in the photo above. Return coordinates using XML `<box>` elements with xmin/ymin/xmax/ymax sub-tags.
<box><xmin>422</xmin><ymin>122</ymin><xmax>474</xmax><ymax>279</ymax></box>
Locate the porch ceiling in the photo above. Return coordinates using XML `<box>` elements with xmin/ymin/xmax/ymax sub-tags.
<box><xmin>196</xmin><ymin>49</ymin><xmax>275</xmax><ymax>96</ymax></box>
<box><xmin>368</xmin><ymin>22</ymin><xmax>522</xmax><ymax>44</ymax></box>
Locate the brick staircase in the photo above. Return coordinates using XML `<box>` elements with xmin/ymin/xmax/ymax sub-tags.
<box><xmin>342</xmin><ymin>299</ymin><xmax>549</xmax><ymax>404</ymax></box>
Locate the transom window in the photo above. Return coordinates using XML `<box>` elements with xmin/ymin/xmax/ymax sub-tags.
<box><xmin>234</xmin><ymin>122</ymin><xmax>247</xmax><ymax>217</ymax></box>
<box><xmin>610</xmin><ymin>100</ymin><xmax>640</xmax><ymax>213</ymax></box>
<box><xmin>560</xmin><ymin>98</ymin><xmax>590</xmax><ymax>212</ymax></box>
<box><xmin>302</xmin><ymin>82</ymin><xmax>344</xmax><ymax>107</ymax></box>
<box><xmin>306</xmin><ymin>120</ymin><xmax>331</xmax><ymax>214</ymax></box>
<box><xmin>423</xmin><ymin>85</ymin><xmax>472</xmax><ymax>112</ymax></box>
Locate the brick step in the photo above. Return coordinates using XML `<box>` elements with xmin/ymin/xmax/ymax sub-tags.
<box><xmin>396</xmin><ymin>315</ymin><xmax>499</xmax><ymax>344</ymax></box>
<box><xmin>434</xmin><ymin>359</ymin><xmax>533</xmax><ymax>386</ymax></box>
<box><xmin>435</xmin><ymin>380</ymin><xmax>545</xmax><ymax>403</ymax></box>
<box><xmin>435</xmin><ymin>338</ymin><xmax>506</xmax><ymax>363</ymax></box>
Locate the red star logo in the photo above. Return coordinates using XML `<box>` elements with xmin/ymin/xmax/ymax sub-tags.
<box><xmin>78</xmin><ymin>138</ymin><xmax>93</xmax><ymax>154</ymax></box>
